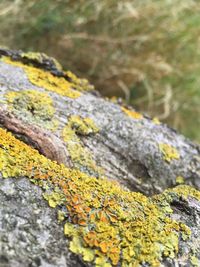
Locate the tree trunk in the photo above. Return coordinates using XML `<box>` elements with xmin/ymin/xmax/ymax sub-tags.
<box><xmin>0</xmin><ymin>49</ymin><xmax>200</xmax><ymax>267</ymax></box>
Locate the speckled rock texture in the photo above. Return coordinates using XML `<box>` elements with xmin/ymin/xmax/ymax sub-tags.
<box><xmin>0</xmin><ymin>177</ymin><xmax>85</xmax><ymax>267</ymax></box>
<box><xmin>0</xmin><ymin>49</ymin><xmax>200</xmax><ymax>267</ymax></box>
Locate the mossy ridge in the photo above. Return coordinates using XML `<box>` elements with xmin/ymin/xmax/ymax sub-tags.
<box><xmin>62</xmin><ymin>115</ymin><xmax>102</xmax><ymax>177</ymax></box>
<box><xmin>0</xmin><ymin>128</ymin><xmax>197</xmax><ymax>267</ymax></box>
<box><xmin>5</xmin><ymin>90</ymin><xmax>58</xmax><ymax>131</ymax></box>
<box><xmin>21</xmin><ymin>52</ymin><xmax>63</xmax><ymax>71</ymax></box>
<box><xmin>1</xmin><ymin>56</ymin><xmax>81</xmax><ymax>98</ymax></box>
<box><xmin>21</xmin><ymin>52</ymin><xmax>94</xmax><ymax>92</ymax></box>
<box><xmin>1</xmin><ymin>56</ymin><xmax>93</xmax><ymax>95</ymax></box>
<box><xmin>64</xmin><ymin>70</ymin><xmax>94</xmax><ymax>92</ymax></box>
<box><xmin>154</xmin><ymin>185</ymin><xmax>200</xmax><ymax>203</ymax></box>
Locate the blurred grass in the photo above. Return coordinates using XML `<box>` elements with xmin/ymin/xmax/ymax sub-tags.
<box><xmin>0</xmin><ymin>0</ymin><xmax>199</xmax><ymax>142</ymax></box>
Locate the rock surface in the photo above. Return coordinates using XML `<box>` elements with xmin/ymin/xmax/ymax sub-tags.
<box><xmin>0</xmin><ymin>177</ymin><xmax>84</xmax><ymax>267</ymax></box>
<box><xmin>0</xmin><ymin>49</ymin><xmax>200</xmax><ymax>267</ymax></box>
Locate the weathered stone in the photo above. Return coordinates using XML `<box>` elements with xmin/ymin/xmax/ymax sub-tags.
<box><xmin>0</xmin><ymin>49</ymin><xmax>200</xmax><ymax>267</ymax></box>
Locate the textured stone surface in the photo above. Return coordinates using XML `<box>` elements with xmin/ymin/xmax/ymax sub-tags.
<box><xmin>0</xmin><ymin>59</ymin><xmax>199</xmax><ymax>195</ymax></box>
<box><xmin>0</xmin><ymin>49</ymin><xmax>200</xmax><ymax>267</ymax></box>
<box><xmin>0</xmin><ymin>176</ymin><xmax>85</xmax><ymax>267</ymax></box>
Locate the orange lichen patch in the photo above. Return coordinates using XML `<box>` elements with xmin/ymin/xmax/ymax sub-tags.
<box><xmin>5</xmin><ymin>90</ymin><xmax>58</xmax><ymax>130</ymax></box>
<box><xmin>159</xmin><ymin>143</ymin><xmax>180</xmax><ymax>163</ymax></box>
<box><xmin>121</xmin><ymin>106</ymin><xmax>143</xmax><ymax>119</ymax></box>
<box><xmin>1</xmin><ymin>57</ymin><xmax>81</xmax><ymax>98</ymax></box>
<box><xmin>0</xmin><ymin>128</ymin><xmax>196</xmax><ymax>267</ymax></box>
<box><xmin>62</xmin><ymin>115</ymin><xmax>102</xmax><ymax>176</ymax></box>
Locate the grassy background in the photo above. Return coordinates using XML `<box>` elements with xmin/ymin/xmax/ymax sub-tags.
<box><xmin>0</xmin><ymin>0</ymin><xmax>199</xmax><ymax>142</ymax></box>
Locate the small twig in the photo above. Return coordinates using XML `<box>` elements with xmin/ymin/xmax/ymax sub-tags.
<box><xmin>157</xmin><ymin>85</ymin><xmax>172</xmax><ymax>120</ymax></box>
<box><xmin>143</xmin><ymin>79</ymin><xmax>154</xmax><ymax>112</ymax></box>
<box><xmin>62</xmin><ymin>32</ymin><xmax>148</xmax><ymax>45</ymax></box>
<box><xmin>117</xmin><ymin>80</ymin><xmax>130</xmax><ymax>102</ymax></box>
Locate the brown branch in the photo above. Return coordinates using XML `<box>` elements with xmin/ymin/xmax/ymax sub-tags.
<box><xmin>0</xmin><ymin>107</ymin><xmax>70</xmax><ymax>166</ymax></box>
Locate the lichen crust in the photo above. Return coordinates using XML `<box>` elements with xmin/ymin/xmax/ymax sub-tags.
<box><xmin>159</xmin><ymin>143</ymin><xmax>180</xmax><ymax>163</ymax></box>
<box><xmin>121</xmin><ymin>106</ymin><xmax>143</xmax><ymax>120</ymax></box>
<box><xmin>62</xmin><ymin>115</ymin><xmax>102</xmax><ymax>177</ymax></box>
<box><xmin>1</xmin><ymin>56</ymin><xmax>81</xmax><ymax>98</ymax></box>
<box><xmin>0</xmin><ymin>128</ymin><xmax>197</xmax><ymax>267</ymax></box>
<box><xmin>5</xmin><ymin>89</ymin><xmax>58</xmax><ymax>130</ymax></box>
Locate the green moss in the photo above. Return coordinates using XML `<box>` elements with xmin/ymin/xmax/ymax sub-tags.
<box><xmin>159</xmin><ymin>143</ymin><xmax>180</xmax><ymax>163</ymax></box>
<box><xmin>5</xmin><ymin>90</ymin><xmax>58</xmax><ymax>130</ymax></box>
<box><xmin>0</xmin><ymin>128</ymin><xmax>197</xmax><ymax>267</ymax></box>
<box><xmin>63</xmin><ymin>115</ymin><xmax>102</xmax><ymax>176</ymax></box>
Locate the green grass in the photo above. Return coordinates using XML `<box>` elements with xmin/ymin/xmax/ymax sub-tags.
<box><xmin>0</xmin><ymin>0</ymin><xmax>199</xmax><ymax>141</ymax></box>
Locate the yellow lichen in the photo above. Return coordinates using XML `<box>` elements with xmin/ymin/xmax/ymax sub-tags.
<box><xmin>121</xmin><ymin>106</ymin><xmax>143</xmax><ymax>119</ymax></box>
<box><xmin>57</xmin><ymin>210</ymin><xmax>65</xmax><ymax>222</ymax></box>
<box><xmin>176</xmin><ymin>176</ymin><xmax>185</xmax><ymax>185</ymax></box>
<box><xmin>190</xmin><ymin>255</ymin><xmax>199</xmax><ymax>266</ymax></box>
<box><xmin>68</xmin><ymin>115</ymin><xmax>99</xmax><ymax>135</ymax></box>
<box><xmin>169</xmin><ymin>185</ymin><xmax>200</xmax><ymax>201</ymax></box>
<box><xmin>159</xmin><ymin>143</ymin><xmax>180</xmax><ymax>163</ymax></box>
<box><xmin>0</xmin><ymin>128</ymin><xmax>196</xmax><ymax>267</ymax></box>
<box><xmin>5</xmin><ymin>90</ymin><xmax>58</xmax><ymax>130</ymax></box>
<box><xmin>21</xmin><ymin>52</ymin><xmax>63</xmax><ymax>71</ymax></box>
<box><xmin>1</xmin><ymin>57</ymin><xmax>81</xmax><ymax>98</ymax></box>
<box><xmin>62</xmin><ymin>115</ymin><xmax>101</xmax><ymax>176</ymax></box>
<box><xmin>43</xmin><ymin>190</ymin><xmax>64</xmax><ymax>208</ymax></box>
<box><xmin>152</xmin><ymin>117</ymin><xmax>161</xmax><ymax>125</ymax></box>
<box><xmin>65</xmin><ymin>70</ymin><xmax>94</xmax><ymax>92</ymax></box>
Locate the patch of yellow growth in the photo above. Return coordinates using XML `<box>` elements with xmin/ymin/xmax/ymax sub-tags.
<box><xmin>121</xmin><ymin>106</ymin><xmax>143</xmax><ymax>119</ymax></box>
<box><xmin>1</xmin><ymin>57</ymin><xmax>81</xmax><ymax>98</ymax></box>
<box><xmin>63</xmin><ymin>115</ymin><xmax>101</xmax><ymax>176</ymax></box>
<box><xmin>68</xmin><ymin>115</ymin><xmax>99</xmax><ymax>135</ymax></box>
<box><xmin>159</xmin><ymin>143</ymin><xmax>180</xmax><ymax>163</ymax></box>
<box><xmin>57</xmin><ymin>210</ymin><xmax>65</xmax><ymax>222</ymax></box>
<box><xmin>0</xmin><ymin>128</ymin><xmax>196</xmax><ymax>267</ymax></box>
<box><xmin>66</xmin><ymin>232</ymin><xmax>95</xmax><ymax>262</ymax></box>
<box><xmin>170</xmin><ymin>185</ymin><xmax>200</xmax><ymax>201</ymax></box>
<box><xmin>21</xmin><ymin>52</ymin><xmax>63</xmax><ymax>71</ymax></box>
<box><xmin>153</xmin><ymin>185</ymin><xmax>200</xmax><ymax>242</ymax></box>
<box><xmin>110</xmin><ymin>96</ymin><xmax>118</xmax><ymax>103</ymax></box>
<box><xmin>190</xmin><ymin>255</ymin><xmax>199</xmax><ymax>266</ymax></box>
<box><xmin>152</xmin><ymin>117</ymin><xmax>161</xmax><ymax>125</ymax></box>
<box><xmin>43</xmin><ymin>190</ymin><xmax>64</xmax><ymax>208</ymax></box>
<box><xmin>176</xmin><ymin>176</ymin><xmax>185</xmax><ymax>185</ymax></box>
<box><xmin>5</xmin><ymin>90</ymin><xmax>58</xmax><ymax>130</ymax></box>
<box><xmin>65</xmin><ymin>71</ymin><xmax>94</xmax><ymax>92</ymax></box>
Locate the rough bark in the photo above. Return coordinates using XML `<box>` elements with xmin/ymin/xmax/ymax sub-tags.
<box><xmin>0</xmin><ymin>49</ymin><xmax>200</xmax><ymax>267</ymax></box>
